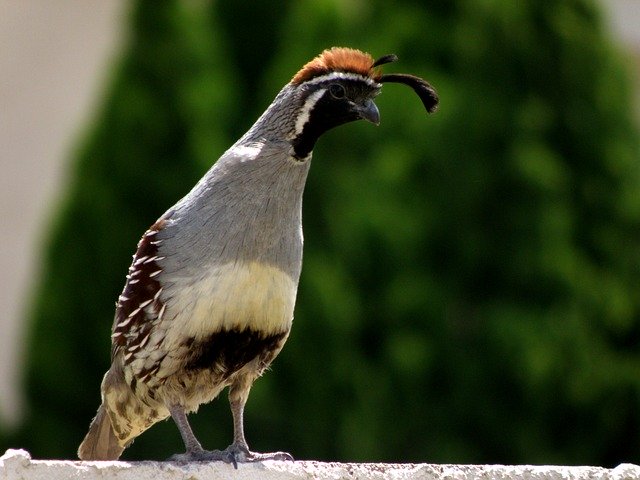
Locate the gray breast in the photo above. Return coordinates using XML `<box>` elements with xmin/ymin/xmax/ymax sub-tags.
<box><xmin>156</xmin><ymin>141</ymin><xmax>311</xmax><ymax>281</ymax></box>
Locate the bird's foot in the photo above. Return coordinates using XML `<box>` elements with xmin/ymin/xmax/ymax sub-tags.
<box><xmin>168</xmin><ymin>447</ymin><xmax>228</xmax><ymax>463</ymax></box>
<box><xmin>218</xmin><ymin>442</ymin><xmax>293</xmax><ymax>469</ymax></box>
<box><xmin>168</xmin><ymin>443</ymin><xmax>293</xmax><ymax>469</ymax></box>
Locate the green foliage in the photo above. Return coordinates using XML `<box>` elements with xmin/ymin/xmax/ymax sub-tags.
<box><xmin>7</xmin><ymin>0</ymin><xmax>640</xmax><ymax>466</ymax></box>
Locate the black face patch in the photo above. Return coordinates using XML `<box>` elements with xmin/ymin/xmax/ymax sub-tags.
<box><xmin>292</xmin><ymin>78</ymin><xmax>380</xmax><ymax>160</ymax></box>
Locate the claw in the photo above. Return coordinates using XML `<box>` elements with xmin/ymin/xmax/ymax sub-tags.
<box><xmin>167</xmin><ymin>444</ymin><xmax>293</xmax><ymax>467</ymax></box>
<box><xmin>267</xmin><ymin>451</ymin><xmax>294</xmax><ymax>462</ymax></box>
<box><xmin>225</xmin><ymin>449</ymin><xmax>239</xmax><ymax>469</ymax></box>
<box><xmin>223</xmin><ymin>443</ymin><xmax>294</xmax><ymax>467</ymax></box>
<box><xmin>167</xmin><ymin>449</ymin><xmax>228</xmax><ymax>463</ymax></box>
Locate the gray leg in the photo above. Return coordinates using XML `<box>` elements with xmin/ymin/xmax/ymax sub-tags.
<box><xmin>222</xmin><ymin>375</ymin><xmax>294</xmax><ymax>466</ymax></box>
<box><xmin>167</xmin><ymin>377</ymin><xmax>293</xmax><ymax>467</ymax></box>
<box><xmin>169</xmin><ymin>404</ymin><xmax>203</xmax><ymax>454</ymax></box>
<box><xmin>229</xmin><ymin>376</ymin><xmax>251</xmax><ymax>451</ymax></box>
<box><xmin>168</xmin><ymin>404</ymin><xmax>228</xmax><ymax>463</ymax></box>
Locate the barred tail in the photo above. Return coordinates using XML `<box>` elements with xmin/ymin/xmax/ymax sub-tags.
<box><xmin>78</xmin><ymin>404</ymin><xmax>124</xmax><ymax>460</ymax></box>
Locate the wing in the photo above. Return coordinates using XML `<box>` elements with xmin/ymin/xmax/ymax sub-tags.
<box><xmin>111</xmin><ymin>219</ymin><xmax>167</xmax><ymax>373</ymax></box>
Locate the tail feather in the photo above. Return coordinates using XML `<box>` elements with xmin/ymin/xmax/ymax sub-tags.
<box><xmin>78</xmin><ymin>405</ymin><xmax>124</xmax><ymax>460</ymax></box>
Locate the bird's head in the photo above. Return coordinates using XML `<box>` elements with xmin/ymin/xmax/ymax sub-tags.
<box><xmin>286</xmin><ymin>47</ymin><xmax>439</xmax><ymax>159</ymax></box>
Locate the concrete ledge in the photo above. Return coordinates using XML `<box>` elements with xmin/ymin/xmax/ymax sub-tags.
<box><xmin>2</xmin><ymin>449</ymin><xmax>639</xmax><ymax>480</ymax></box>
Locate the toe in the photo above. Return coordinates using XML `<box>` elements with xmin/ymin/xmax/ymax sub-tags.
<box><xmin>224</xmin><ymin>450</ymin><xmax>239</xmax><ymax>469</ymax></box>
<box><xmin>246</xmin><ymin>450</ymin><xmax>294</xmax><ymax>462</ymax></box>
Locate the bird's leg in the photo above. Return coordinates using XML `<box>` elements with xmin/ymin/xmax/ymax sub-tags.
<box><xmin>167</xmin><ymin>404</ymin><xmax>228</xmax><ymax>463</ymax></box>
<box><xmin>221</xmin><ymin>375</ymin><xmax>293</xmax><ymax>467</ymax></box>
<box><xmin>169</xmin><ymin>404</ymin><xmax>203</xmax><ymax>454</ymax></box>
<box><xmin>229</xmin><ymin>380</ymin><xmax>250</xmax><ymax>452</ymax></box>
<box><xmin>167</xmin><ymin>378</ymin><xmax>293</xmax><ymax>466</ymax></box>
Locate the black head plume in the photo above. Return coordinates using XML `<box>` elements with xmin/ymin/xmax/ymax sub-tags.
<box><xmin>378</xmin><ymin>73</ymin><xmax>439</xmax><ymax>114</ymax></box>
<box><xmin>372</xmin><ymin>54</ymin><xmax>398</xmax><ymax>68</ymax></box>
<box><xmin>292</xmin><ymin>48</ymin><xmax>438</xmax><ymax>115</ymax></box>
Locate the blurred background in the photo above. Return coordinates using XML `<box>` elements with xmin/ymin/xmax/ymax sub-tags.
<box><xmin>1</xmin><ymin>0</ymin><xmax>640</xmax><ymax>466</ymax></box>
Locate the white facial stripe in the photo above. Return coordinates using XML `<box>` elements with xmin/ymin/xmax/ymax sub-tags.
<box><xmin>303</xmin><ymin>71</ymin><xmax>379</xmax><ymax>88</ymax></box>
<box><xmin>294</xmin><ymin>88</ymin><xmax>326</xmax><ymax>136</ymax></box>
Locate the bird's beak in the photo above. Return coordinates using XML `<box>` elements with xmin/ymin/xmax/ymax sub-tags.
<box><xmin>356</xmin><ymin>99</ymin><xmax>380</xmax><ymax>125</ymax></box>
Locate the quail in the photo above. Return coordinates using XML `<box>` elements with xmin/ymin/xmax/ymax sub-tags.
<box><xmin>78</xmin><ymin>47</ymin><xmax>438</xmax><ymax>465</ymax></box>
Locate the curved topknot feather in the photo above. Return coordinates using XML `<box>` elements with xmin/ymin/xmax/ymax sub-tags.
<box><xmin>292</xmin><ymin>47</ymin><xmax>439</xmax><ymax>114</ymax></box>
<box><xmin>292</xmin><ymin>47</ymin><xmax>378</xmax><ymax>84</ymax></box>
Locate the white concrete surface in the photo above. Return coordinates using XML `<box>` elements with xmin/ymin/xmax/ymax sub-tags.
<box><xmin>1</xmin><ymin>449</ymin><xmax>639</xmax><ymax>480</ymax></box>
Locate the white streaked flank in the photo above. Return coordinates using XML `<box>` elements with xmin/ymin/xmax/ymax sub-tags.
<box><xmin>139</xmin><ymin>299</ymin><xmax>152</xmax><ymax>309</ymax></box>
<box><xmin>117</xmin><ymin>316</ymin><xmax>133</xmax><ymax>329</ymax></box>
<box><xmin>134</xmin><ymin>256</ymin><xmax>149</xmax><ymax>266</ymax></box>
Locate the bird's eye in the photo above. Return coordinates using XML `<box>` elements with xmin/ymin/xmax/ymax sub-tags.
<box><xmin>329</xmin><ymin>83</ymin><xmax>346</xmax><ymax>99</ymax></box>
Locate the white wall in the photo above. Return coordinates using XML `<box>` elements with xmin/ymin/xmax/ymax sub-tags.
<box><xmin>0</xmin><ymin>0</ymin><xmax>125</xmax><ymax>427</ymax></box>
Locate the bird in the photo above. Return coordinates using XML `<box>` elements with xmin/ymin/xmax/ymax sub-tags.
<box><xmin>77</xmin><ymin>46</ymin><xmax>438</xmax><ymax>465</ymax></box>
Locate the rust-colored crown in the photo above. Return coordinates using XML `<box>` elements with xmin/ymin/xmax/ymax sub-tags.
<box><xmin>292</xmin><ymin>47</ymin><xmax>439</xmax><ymax>113</ymax></box>
<box><xmin>292</xmin><ymin>47</ymin><xmax>379</xmax><ymax>84</ymax></box>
